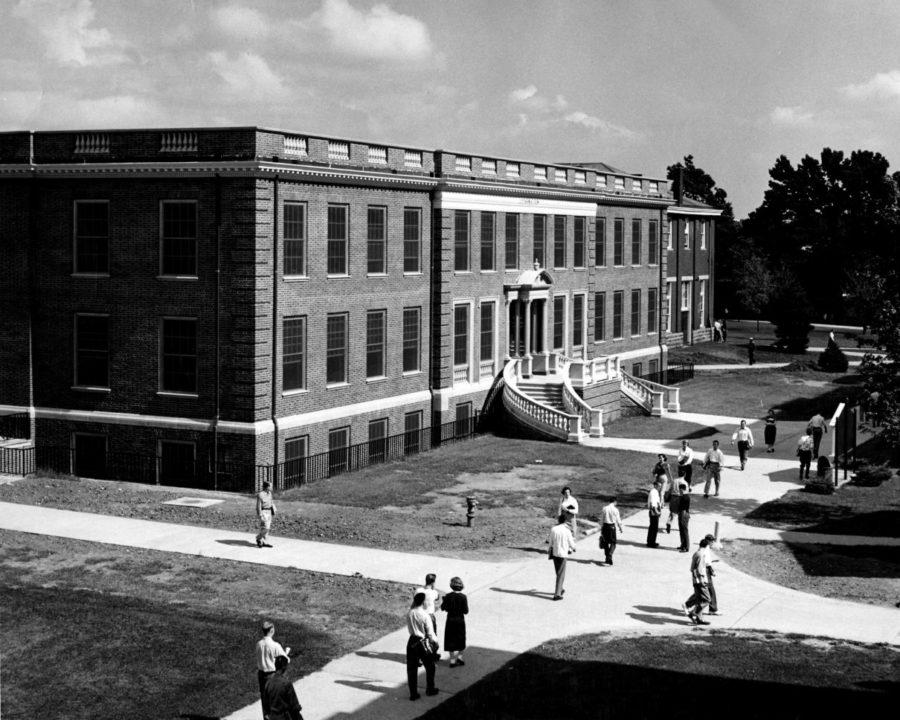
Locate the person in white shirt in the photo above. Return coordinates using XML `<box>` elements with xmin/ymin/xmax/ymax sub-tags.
<box><xmin>702</xmin><ymin>533</ymin><xmax>720</xmax><ymax>614</ymax></box>
<box><xmin>731</xmin><ymin>420</ymin><xmax>754</xmax><ymax>471</ymax></box>
<box><xmin>703</xmin><ymin>440</ymin><xmax>726</xmax><ymax>497</ymax></box>
<box><xmin>558</xmin><ymin>486</ymin><xmax>579</xmax><ymax>539</ymax></box>
<box><xmin>548</xmin><ymin>513</ymin><xmax>577</xmax><ymax>600</ymax></box>
<box><xmin>797</xmin><ymin>432</ymin><xmax>814</xmax><ymax>479</ymax></box>
<box><xmin>415</xmin><ymin>573</ymin><xmax>440</xmax><ymax>635</ymax></box>
<box><xmin>598</xmin><ymin>497</ymin><xmax>624</xmax><ymax>565</ymax></box>
<box><xmin>646</xmin><ymin>479</ymin><xmax>663</xmax><ymax>548</ymax></box>
<box><xmin>807</xmin><ymin>412</ymin><xmax>828</xmax><ymax>457</ymax></box>
<box><xmin>677</xmin><ymin>441</ymin><xmax>694</xmax><ymax>487</ymax></box>
<box><xmin>682</xmin><ymin>538</ymin><xmax>711</xmax><ymax>625</ymax></box>
<box><xmin>406</xmin><ymin>592</ymin><xmax>439</xmax><ymax>700</ymax></box>
<box><xmin>255</xmin><ymin>620</ymin><xmax>291</xmax><ymax>719</ymax></box>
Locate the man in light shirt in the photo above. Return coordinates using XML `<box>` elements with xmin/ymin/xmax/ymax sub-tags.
<box><xmin>599</xmin><ymin>497</ymin><xmax>624</xmax><ymax>565</ymax></box>
<box><xmin>415</xmin><ymin>573</ymin><xmax>440</xmax><ymax>635</ymax></box>
<box><xmin>558</xmin><ymin>485</ymin><xmax>579</xmax><ymax>539</ymax></box>
<box><xmin>682</xmin><ymin>537</ymin><xmax>711</xmax><ymax>625</ymax></box>
<box><xmin>808</xmin><ymin>412</ymin><xmax>828</xmax><ymax>457</ymax></box>
<box><xmin>255</xmin><ymin>620</ymin><xmax>291</xmax><ymax>720</ymax></box>
<box><xmin>548</xmin><ymin>513</ymin><xmax>577</xmax><ymax>600</ymax></box>
<box><xmin>406</xmin><ymin>591</ymin><xmax>440</xmax><ymax>700</ymax></box>
<box><xmin>703</xmin><ymin>440</ymin><xmax>726</xmax><ymax>498</ymax></box>
<box><xmin>731</xmin><ymin>419</ymin><xmax>754</xmax><ymax>471</ymax></box>
<box><xmin>646</xmin><ymin>479</ymin><xmax>663</xmax><ymax>548</ymax></box>
<box><xmin>797</xmin><ymin>432</ymin><xmax>814</xmax><ymax>480</ymax></box>
<box><xmin>677</xmin><ymin>440</ymin><xmax>694</xmax><ymax>487</ymax></box>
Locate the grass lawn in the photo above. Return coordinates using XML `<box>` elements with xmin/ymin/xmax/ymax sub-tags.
<box><xmin>0</xmin><ymin>530</ymin><xmax>410</xmax><ymax>720</ymax></box>
<box><xmin>0</xmin><ymin>435</ymin><xmax>657</xmax><ymax>561</ymax></box>
<box><xmin>602</xmin><ymin>414</ymin><xmax>717</xmax><ymax>441</ymax></box>
<box><xmin>419</xmin><ymin>630</ymin><xmax>900</xmax><ymax>720</ymax></box>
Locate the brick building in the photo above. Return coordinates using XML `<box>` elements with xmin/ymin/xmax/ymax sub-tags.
<box><xmin>0</xmin><ymin>127</ymin><xmax>718</xmax><ymax>489</ymax></box>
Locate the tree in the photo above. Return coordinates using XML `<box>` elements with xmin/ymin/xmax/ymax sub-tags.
<box><xmin>769</xmin><ymin>269</ymin><xmax>814</xmax><ymax>352</ymax></box>
<box><xmin>733</xmin><ymin>242</ymin><xmax>775</xmax><ymax>328</ymax></box>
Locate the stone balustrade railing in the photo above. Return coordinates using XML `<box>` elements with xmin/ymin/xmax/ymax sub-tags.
<box><xmin>559</xmin><ymin>360</ymin><xmax>603</xmax><ymax>437</ymax></box>
<box><xmin>568</xmin><ymin>355</ymin><xmax>621</xmax><ymax>388</ymax></box>
<box><xmin>502</xmin><ymin>359</ymin><xmax>582</xmax><ymax>442</ymax></box>
<box><xmin>620</xmin><ymin>370</ymin><xmax>664</xmax><ymax>416</ymax></box>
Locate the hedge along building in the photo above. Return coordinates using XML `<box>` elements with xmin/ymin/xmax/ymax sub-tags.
<box><xmin>0</xmin><ymin>127</ymin><xmax>718</xmax><ymax>489</ymax></box>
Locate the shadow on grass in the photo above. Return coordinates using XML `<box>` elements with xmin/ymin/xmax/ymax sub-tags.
<box><xmin>782</xmin><ymin>541</ymin><xmax>900</xmax><ymax>579</ymax></box>
<box><xmin>676</xmin><ymin>425</ymin><xmax>720</xmax><ymax>440</ymax></box>
<box><xmin>771</xmin><ymin>384</ymin><xmax>863</xmax><ymax>421</ymax></box>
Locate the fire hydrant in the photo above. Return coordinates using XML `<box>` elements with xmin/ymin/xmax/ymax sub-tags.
<box><xmin>466</xmin><ymin>496</ymin><xmax>478</xmax><ymax>527</ymax></box>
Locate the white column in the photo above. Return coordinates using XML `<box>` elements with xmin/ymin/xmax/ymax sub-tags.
<box><xmin>524</xmin><ymin>298</ymin><xmax>533</xmax><ymax>360</ymax></box>
<box><xmin>504</xmin><ymin>296</ymin><xmax>512</xmax><ymax>360</ymax></box>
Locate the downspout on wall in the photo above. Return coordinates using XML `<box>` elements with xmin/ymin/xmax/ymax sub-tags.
<box><xmin>270</xmin><ymin>174</ymin><xmax>280</xmax><ymax>485</ymax></box>
<box><xmin>213</xmin><ymin>174</ymin><xmax>222</xmax><ymax>490</ymax></box>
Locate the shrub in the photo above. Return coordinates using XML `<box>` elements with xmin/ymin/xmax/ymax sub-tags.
<box><xmin>851</xmin><ymin>463</ymin><xmax>894</xmax><ymax>487</ymax></box>
<box><xmin>818</xmin><ymin>342</ymin><xmax>849</xmax><ymax>372</ymax></box>
<box><xmin>769</xmin><ymin>281</ymin><xmax>814</xmax><ymax>353</ymax></box>
<box><xmin>804</xmin><ymin>478</ymin><xmax>835</xmax><ymax>494</ymax></box>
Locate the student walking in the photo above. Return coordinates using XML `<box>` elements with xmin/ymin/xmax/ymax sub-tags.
<box><xmin>599</xmin><ymin>497</ymin><xmax>624</xmax><ymax>565</ymax></box>
<box><xmin>677</xmin><ymin>482</ymin><xmax>691</xmax><ymax>552</ymax></box>
<box><xmin>441</xmin><ymin>577</ymin><xmax>468</xmax><ymax>667</ymax></box>
<box><xmin>764</xmin><ymin>412</ymin><xmax>777</xmax><ymax>453</ymax></box>
<box><xmin>703</xmin><ymin>534</ymin><xmax>720</xmax><ymax>615</ymax></box>
<box><xmin>264</xmin><ymin>655</ymin><xmax>303</xmax><ymax>720</ymax></box>
<box><xmin>406</xmin><ymin>592</ymin><xmax>439</xmax><ymax>700</ymax></box>
<box><xmin>808</xmin><ymin>412</ymin><xmax>828</xmax><ymax>457</ymax></box>
<box><xmin>646</xmin><ymin>479</ymin><xmax>663</xmax><ymax>548</ymax></box>
<box><xmin>558</xmin><ymin>486</ymin><xmax>579</xmax><ymax>539</ymax></box>
<box><xmin>731</xmin><ymin>419</ymin><xmax>754</xmax><ymax>471</ymax></box>
<box><xmin>748</xmin><ymin>337</ymin><xmax>756</xmax><ymax>365</ymax></box>
<box><xmin>703</xmin><ymin>440</ymin><xmax>725</xmax><ymax>497</ymax></box>
<box><xmin>255</xmin><ymin>620</ymin><xmax>291</xmax><ymax>720</ymax></box>
<box><xmin>665</xmin><ymin>475</ymin><xmax>682</xmax><ymax>535</ymax></box>
<box><xmin>676</xmin><ymin>440</ymin><xmax>694</xmax><ymax>487</ymax></box>
<box><xmin>415</xmin><ymin>574</ymin><xmax>440</xmax><ymax>635</ymax></box>
<box><xmin>548</xmin><ymin>514</ymin><xmax>577</xmax><ymax>599</ymax></box>
<box><xmin>797</xmin><ymin>432</ymin><xmax>814</xmax><ymax>480</ymax></box>
<box><xmin>255</xmin><ymin>480</ymin><xmax>276</xmax><ymax>548</ymax></box>
<box><xmin>682</xmin><ymin>538</ymin><xmax>712</xmax><ymax>625</ymax></box>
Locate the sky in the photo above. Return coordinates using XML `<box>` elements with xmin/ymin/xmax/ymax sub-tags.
<box><xmin>3</xmin><ymin>0</ymin><xmax>900</xmax><ymax>218</ymax></box>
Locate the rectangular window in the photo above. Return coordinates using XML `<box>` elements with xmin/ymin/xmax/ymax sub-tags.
<box><xmin>283</xmin><ymin>316</ymin><xmax>306</xmax><ymax>392</ymax></box>
<box><xmin>666</xmin><ymin>282</ymin><xmax>674</xmax><ymax>332</ymax></box>
<box><xmin>648</xmin><ymin>219</ymin><xmax>659</xmax><ymax>265</ymax></box>
<box><xmin>366</xmin><ymin>206</ymin><xmax>386</xmax><ymax>275</ymax></box>
<box><xmin>613</xmin><ymin>219</ymin><xmax>624</xmax><ymax>266</ymax></box>
<box><xmin>684</xmin><ymin>221</ymin><xmax>691</xmax><ymax>250</ymax></box>
<box><xmin>160</xmin><ymin>318</ymin><xmax>197</xmax><ymax>393</ymax></box>
<box><xmin>553</xmin><ymin>296</ymin><xmax>565</xmax><ymax>350</ymax></box>
<box><xmin>480</xmin><ymin>301</ymin><xmax>495</xmax><ymax>362</ymax></box>
<box><xmin>326</xmin><ymin>313</ymin><xmax>348</xmax><ymax>385</ymax></box>
<box><xmin>403</xmin><ymin>208</ymin><xmax>421</xmax><ymax>273</ymax></box>
<box><xmin>327</xmin><ymin>205</ymin><xmax>348</xmax><ymax>275</ymax></box>
<box><xmin>648</xmin><ymin>287</ymin><xmax>658</xmax><ymax>335</ymax></box>
<box><xmin>455</xmin><ymin>402</ymin><xmax>473</xmax><ymax>437</ymax></box>
<box><xmin>631</xmin><ymin>289</ymin><xmax>641</xmax><ymax>336</ymax></box>
<box><xmin>594</xmin><ymin>292</ymin><xmax>606</xmax><ymax>342</ymax></box>
<box><xmin>160</xmin><ymin>201</ymin><xmax>197</xmax><ymax>276</ymax></box>
<box><xmin>700</xmin><ymin>222</ymin><xmax>707</xmax><ymax>250</ymax></box>
<box><xmin>404</xmin><ymin>411</ymin><xmax>422</xmax><ymax>455</ymax></box>
<box><xmin>681</xmin><ymin>280</ymin><xmax>691</xmax><ymax>311</ymax></box>
<box><xmin>613</xmin><ymin>291</ymin><xmax>623</xmax><ymax>339</ymax></box>
<box><xmin>453</xmin><ymin>304</ymin><xmax>469</xmax><ymax>367</ymax></box>
<box><xmin>75</xmin><ymin>314</ymin><xmax>109</xmax><ymax>387</ymax></box>
<box><xmin>368</xmin><ymin>418</ymin><xmax>388</xmax><ymax>464</ymax></box>
<box><xmin>284</xmin><ymin>202</ymin><xmax>306</xmax><ymax>276</ymax></box>
<box><xmin>74</xmin><ymin>433</ymin><xmax>107</xmax><ymax>479</ymax></box>
<box><xmin>699</xmin><ymin>280</ymin><xmax>707</xmax><ymax>324</ymax></box>
<box><xmin>454</xmin><ymin>210</ymin><xmax>470</xmax><ymax>272</ymax></box>
<box><xmin>328</xmin><ymin>427</ymin><xmax>350</xmax><ymax>476</ymax></box>
<box><xmin>159</xmin><ymin>440</ymin><xmax>195</xmax><ymax>485</ymax></box>
<box><xmin>667</xmin><ymin>220</ymin><xmax>674</xmax><ymax>250</ymax></box>
<box><xmin>533</xmin><ymin>215</ymin><xmax>546</xmax><ymax>269</ymax></box>
<box><xmin>74</xmin><ymin>200</ymin><xmax>109</xmax><ymax>274</ymax></box>
<box><xmin>574</xmin><ymin>217</ymin><xmax>585</xmax><ymax>268</ymax></box>
<box><xmin>553</xmin><ymin>216</ymin><xmax>566</xmax><ymax>268</ymax></box>
<box><xmin>284</xmin><ymin>436</ymin><xmax>307</xmax><ymax>486</ymax></box>
<box><xmin>366</xmin><ymin>309</ymin><xmax>386</xmax><ymax>378</ymax></box>
<box><xmin>573</xmin><ymin>294</ymin><xmax>584</xmax><ymax>349</ymax></box>
<box><xmin>505</xmin><ymin>214</ymin><xmax>518</xmax><ymax>270</ymax></box>
<box><xmin>633</xmin><ymin>362</ymin><xmax>643</xmax><ymax>377</ymax></box>
<box><xmin>631</xmin><ymin>219</ymin><xmax>642</xmax><ymax>265</ymax></box>
<box><xmin>402</xmin><ymin>307</ymin><xmax>421</xmax><ymax>373</ymax></box>
<box><xmin>649</xmin><ymin>359</ymin><xmax>658</xmax><ymax>377</ymax></box>
<box><xmin>480</xmin><ymin>212</ymin><xmax>495</xmax><ymax>271</ymax></box>
<box><xmin>595</xmin><ymin>217</ymin><xmax>606</xmax><ymax>267</ymax></box>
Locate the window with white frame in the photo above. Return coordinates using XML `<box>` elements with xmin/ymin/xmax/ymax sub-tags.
<box><xmin>160</xmin><ymin>318</ymin><xmax>197</xmax><ymax>394</ymax></box>
<box><xmin>454</xmin><ymin>210</ymin><xmax>470</xmax><ymax>272</ymax></box>
<box><xmin>505</xmin><ymin>214</ymin><xmax>518</xmax><ymax>270</ymax></box>
<box><xmin>699</xmin><ymin>280</ymin><xmax>707</xmax><ymax>325</ymax></box>
<box><xmin>553</xmin><ymin>296</ymin><xmax>566</xmax><ymax>350</ymax></box>
<box><xmin>574</xmin><ymin>216</ymin><xmax>586</xmax><ymax>268</ymax></box>
<box><xmin>403</xmin><ymin>208</ymin><xmax>421</xmax><ymax>273</ymax></box>
<box><xmin>648</xmin><ymin>219</ymin><xmax>659</xmax><ymax>265</ymax></box>
<box><xmin>160</xmin><ymin>201</ymin><xmax>197</xmax><ymax>276</ymax></box>
<box><xmin>572</xmin><ymin>293</ymin><xmax>585</xmax><ymax>350</ymax></box>
<box><xmin>630</xmin><ymin>289</ymin><xmax>641</xmax><ymax>336</ymax></box>
<box><xmin>74</xmin><ymin>200</ymin><xmax>109</xmax><ymax>274</ymax></box>
<box><xmin>594</xmin><ymin>292</ymin><xmax>606</xmax><ymax>341</ymax></box>
<box><xmin>481</xmin><ymin>212</ymin><xmax>495</xmax><ymax>271</ymax></box>
<box><xmin>284</xmin><ymin>202</ymin><xmax>306</xmax><ymax>276</ymax></box>
<box><xmin>74</xmin><ymin>314</ymin><xmax>109</xmax><ymax>388</ymax></box>
<box><xmin>402</xmin><ymin>307</ymin><xmax>421</xmax><ymax>373</ymax></box>
<box><xmin>327</xmin><ymin>205</ymin><xmax>348</xmax><ymax>275</ymax></box>
<box><xmin>453</xmin><ymin>304</ymin><xmax>470</xmax><ymax>381</ymax></box>
<box><xmin>683</xmin><ymin>221</ymin><xmax>691</xmax><ymax>249</ymax></box>
<box><xmin>700</xmin><ymin>222</ymin><xmax>707</xmax><ymax>249</ymax></box>
<box><xmin>367</xmin><ymin>206</ymin><xmax>386</xmax><ymax>275</ymax></box>
<box><xmin>480</xmin><ymin>300</ymin><xmax>495</xmax><ymax>376</ymax></box>
<box><xmin>326</xmin><ymin>313</ymin><xmax>348</xmax><ymax>385</ymax></box>
<box><xmin>283</xmin><ymin>316</ymin><xmax>306</xmax><ymax>392</ymax></box>
<box><xmin>595</xmin><ymin>217</ymin><xmax>606</xmax><ymax>267</ymax></box>
<box><xmin>533</xmin><ymin>215</ymin><xmax>546</xmax><ymax>269</ymax></box>
<box><xmin>681</xmin><ymin>280</ymin><xmax>691</xmax><ymax>311</ymax></box>
<box><xmin>667</xmin><ymin>220</ymin><xmax>674</xmax><ymax>250</ymax></box>
<box><xmin>612</xmin><ymin>291</ymin><xmax>623</xmax><ymax>339</ymax></box>
<box><xmin>553</xmin><ymin>216</ymin><xmax>566</xmax><ymax>269</ymax></box>
<box><xmin>666</xmin><ymin>282</ymin><xmax>674</xmax><ymax>332</ymax></box>
<box><xmin>366</xmin><ymin>309</ymin><xmax>386</xmax><ymax>379</ymax></box>
<box><xmin>648</xmin><ymin>287</ymin><xmax>658</xmax><ymax>334</ymax></box>
<box><xmin>284</xmin><ymin>436</ymin><xmax>307</xmax><ymax>485</ymax></box>
<box><xmin>328</xmin><ymin>141</ymin><xmax>349</xmax><ymax>161</ymax></box>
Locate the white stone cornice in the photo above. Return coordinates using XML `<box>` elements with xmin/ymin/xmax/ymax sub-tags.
<box><xmin>667</xmin><ymin>205</ymin><xmax>723</xmax><ymax>217</ymax></box>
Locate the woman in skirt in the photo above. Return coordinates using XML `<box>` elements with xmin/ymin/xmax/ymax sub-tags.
<box><xmin>441</xmin><ymin>576</ymin><xmax>469</xmax><ymax>667</ymax></box>
<box><xmin>764</xmin><ymin>412</ymin><xmax>777</xmax><ymax>453</ymax></box>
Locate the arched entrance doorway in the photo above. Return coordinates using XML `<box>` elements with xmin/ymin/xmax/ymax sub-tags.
<box><xmin>504</xmin><ymin>262</ymin><xmax>553</xmax><ymax>377</ymax></box>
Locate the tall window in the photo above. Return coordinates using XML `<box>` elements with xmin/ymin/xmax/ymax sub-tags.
<box><xmin>368</xmin><ymin>418</ymin><xmax>388</xmax><ymax>464</ymax></box>
<box><xmin>480</xmin><ymin>301</ymin><xmax>495</xmax><ymax>368</ymax></box>
<box><xmin>366</xmin><ymin>309</ymin><xmax>386</xmax><ymax>378</ymax></box>
<box><xmin>327</xmin><ymin>205</ymin><xmax>348</xmax><ymax>275</ymax></box>
<box><xmin>667</xmin><ymin>220</ymin><xmax>674</xmax><ymax>250</ymax></box>
<box><xmin>595</xmin><ymin>217</ymin><xmax>606</xmax><ymax>267</ymax></box>
<box><xmin>666</xmin><ymin>282</ymin><xmax>674</xmax><ymax>332</ymax></box>
<box><xmin>573</xmin><ymin>217</ymin><xmax>585</xmax><ymax>268</ymax></box>
<box><xmin>533</xmin><ymin>215</ymin><xmax>546</xmax><ymax>268</ymax></box>
<box><xmin>455</xmin><ymin>402</ymin><xmax>473</xmax><ymax>438</ymax></box>
<box><xmin>283</xmin><ymin>316</ymin><xmax>306</xmax><ymax>391</ymax></box>
<box><xmin>594</xmin><ymin>292</ymin><xmax>606</xmax><ymax>341</ymax></box>
<box><xmin>699</xmin><ymin>280</ymin><xmax>707</xmax><ymax>325</ymax></box>
<box><xmin>505</xmin><ymin>214</ymin><xmax>518</xmax><ymax>270</ymax></box>
<box><xmin>683</xmin><ymin>221</ymin><xmax>691</xmax><ymax>249</ymax></box>
<box><xmin>454</xmin><ymin>210</ymin><xmax>470</xmax><ymax>272</ymax></box>
<box><xmin>453</xmin><ymin>304</ymin><xmax>469</xmax><ymax>368</ymax></box>
<box><xmin>328</xmin><ymin>427</ymin><xmax>350</xmax><ymax>476</ymax></box>
<box><xmin>326</xmin><ymin>313</ymin><xmax>348</xmax><ymax>384</ymax></box>
<box><xmin>572</xmin><ymin>294</ymin><xmax>584</xmax><ymax>349</ymax></box>
<box><xmin>553</xmin><ymin>296</ymin><xmax>565</xmax><ymax>350</ymax></box>
<box><xmin>74</xmin><ymin>201</ymin><xmax>109</xmax><ymax>274</ymax></box>
<box><xmin>553</xmin><ymin>216</ymin><xmax>566</xmax><ymax>268</ymax></box>
<box><xmin>402</xmin><ymin>307</ymin><xmax>421</xmax><ymax>373</ymax></box>
<box><xmin>161</xmin><ymin>318</ymin><xmax>197</xmax><ymax>393</ymax></box>
<box><xmin>613</xmin><ymin>218</ymin><xmax>624</xmax><ymax>266</ymax></box>
<box><xmin>681</xmin><ymin>280</ymin><xmax>691</xmax><ymax>311</ymax></box>
<box><xmin>74</xmin><ymin>314</ymin><xmax>109</xmax><ymax>387</ymax></box>
<box><xmin>403</xmin><ymin>208</ymin><xmax>421</xmax><ymax>273</ymax></box>
<box><xmin>631</xmin><ymin>289</ymin><xmax>641</xmax><ymax>336</ymax></box>
<box><xmin>631</xmin><ymin>218</ymin><xmax>642</xmax><ymax>265</ymax></box>
<box><xmin>613</xmin><ymin>291</ymin><xmax>623</xmax><ymax>339</ymax></box>
<box><xmin>648</xmin><ymin>287</ymin><xmax>658</xmax><ymax>335</ymax></box>
<box><xmin>284</xmin><ymin>202</ymin><xmax>306</xmax><ymax>276</ymax></box>
<box><xmin>648</xmin><ymin>219</ymin><xmax>659</xmax><ymax>265</ymax></box>
<box><xmin>284</xmin><ymin>436</ymin><xmax>307</xmax><ymax>486</ymax></box>
<box><xmin>367</xmin><ymin>206</ymin><xmax>386</xmax><ymax>275</ymax></box>
<box><xmin>404</xmin><ymin>411</ymin><xmax>422</xmax><ymax>455</ymax></box>
<box><xmin>700</xmin><ymin>222</ymin><xmax>707</xmax><ymax>250</ymax></box>
<box><xmin>160</xmin><ymin>201</ymin><xmax>197</xmax><ymax>276</ymax></box>
<box><xmin>480</xmin><ymin>212</ymin><xmax>495</xmax><ymax>271</ymax></box>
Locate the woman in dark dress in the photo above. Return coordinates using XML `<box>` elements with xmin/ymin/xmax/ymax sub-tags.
<box><xmin>441</xmin><ymin>576</ymin><xmax>469</xmax><ymax>667</ymax></box>
<box><xmin>764</xmin><ymin>412</ymin><xmax>777</xmax><ymax>453</ymax></box>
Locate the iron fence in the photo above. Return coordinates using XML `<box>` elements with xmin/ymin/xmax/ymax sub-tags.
<box><xmin>640</xmin><ymin>361</ymin><xmax>694</xmax><ymax>386</ymax></box>
<box><xmin>0</xmin><ymin>412</ymin><xmax>30</xmax><ymax>440</ymax></box>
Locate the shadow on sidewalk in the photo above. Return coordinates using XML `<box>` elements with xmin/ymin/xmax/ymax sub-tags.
<box><xmin>355</xmin><ymin>650</ymin><xmax>408</xmax><ymax>664</ymax></box>
<box><xmin>215</xmin><ymin>539</ymin><xmax>257</xmax><ymax>547</ymax></box>
<box><xmin>625</xmin><ymin>611</ymin><xmax>693</xmax><ymax>626</ymax></box>
<box><xmin>489</xmin><ymin>587</ymin><xmax>557</xmax><ymax>600</ymax></box>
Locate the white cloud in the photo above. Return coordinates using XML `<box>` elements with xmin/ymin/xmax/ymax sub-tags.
<box><xmin>507</xmin><ymin>85</ymin><xmax>636</xmax><ymax>139</ymax></box>
<box><xmin>510</xmin><ymin>85</ymin><xmax>538</xmax><ymax>102</ymax></box>
<box><xmin>208</xmin><ymin>51</ymin><xmax>285</xmax><ymax>97</ymax></box>
<box><xmin>12</xmin><ymin>0</ymin><xmax>127</xmax><ymax>66</ymax></box>
<box><xmin>212</xmin><ymin>4</ymin><xmax>270</xmax><ymax>39</ymax></box>
<box><xmin>0</xmin><ymin>91</ymin><xmax>165</xmax><ymax>129</ymax></box>
<box><xmin>316</xmin><ymin>0</ymin><xmax>433</xmax><ymax>61</ymax></box>
<box><xmin>841</xmin><ymin>70</ymin><xmax>900</xmax><ymax>101</ymax></box>
<box><xmin>564</xmin><ymin>111</ymin><xmax>636</xmax><ymax>139</ymax></box>
<box><xmin>770</xmin><ymin>105</ymin><xmax>814</xmax><ymax>127</ymax></box>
